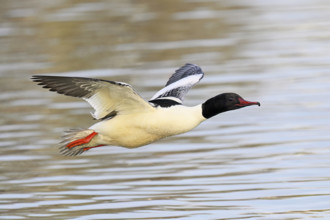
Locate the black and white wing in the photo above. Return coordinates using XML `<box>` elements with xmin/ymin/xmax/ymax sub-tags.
<box><xmin>149</xmin><ymin>63</ymin><xmax>204</xmax><ymax>106</ymax></box>
<box><xmin>31</xmin><ymin>75</ymin><xmax>153</xmax><ymax>120</ymax></box>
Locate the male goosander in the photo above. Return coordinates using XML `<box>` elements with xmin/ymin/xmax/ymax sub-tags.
<box><xmin>32</xmin><ymin>64</ymin><xmax>260</xmax><ymax>156</ymax></box>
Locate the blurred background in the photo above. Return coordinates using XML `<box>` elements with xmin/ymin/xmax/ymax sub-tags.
<box><xmin>1</xmin><ymin>0</ymin><xmax>330</xmax><ymax>219</ymax></box>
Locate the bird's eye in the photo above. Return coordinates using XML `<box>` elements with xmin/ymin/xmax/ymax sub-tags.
<box><xmin>228</xmin><ymin>98</ymin><xmax>234</xmax><ymax>102</ymax></box>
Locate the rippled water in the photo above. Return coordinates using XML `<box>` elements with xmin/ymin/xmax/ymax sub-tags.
<box><xmin>1</xmin><ymin>0</ymin><xmax>330</xmax><ymax>219</ymax></box>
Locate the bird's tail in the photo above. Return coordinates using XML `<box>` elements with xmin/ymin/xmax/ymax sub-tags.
<box><xmin>59</xmin><ymin>129</ymin><xmax>103</xmax><ymax>156</ymax></box>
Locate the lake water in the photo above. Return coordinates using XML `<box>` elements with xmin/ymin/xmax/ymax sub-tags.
<box><xmin>1</xmin><ymin>0</ymin><xmax>330</xmax><ymax>219</ymax></box>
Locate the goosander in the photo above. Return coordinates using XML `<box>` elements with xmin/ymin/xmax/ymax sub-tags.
<box><xmin>32</xmin><ymin>64</ymin><xmax>260</xmax><ymax>156</ymax></box>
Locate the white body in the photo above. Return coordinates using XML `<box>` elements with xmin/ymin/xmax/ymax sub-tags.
<box><xmin>32</xmin><ymin>64</ymin><xmax>210</xmax><ymax>155</ymax></box>
<box><xmin>90</xmin><ymin>104</ymin><xmax>206</xmax><ymax>148</ymax></box>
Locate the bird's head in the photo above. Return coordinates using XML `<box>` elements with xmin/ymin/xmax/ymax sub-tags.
<box><xmin>202</xmin><ymin>93</ymin><xmax>260</xmax><ymax>119</ymax></box>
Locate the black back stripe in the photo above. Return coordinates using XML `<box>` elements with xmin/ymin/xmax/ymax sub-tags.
<box><xmin>149</xmin><ymin>99</ymin><xmax>181</xmax><ymax>107</ymax></box>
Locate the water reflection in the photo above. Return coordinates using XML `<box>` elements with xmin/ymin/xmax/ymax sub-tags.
<box><xmin>1</xmin><ymin>0</ymin><xmax>330</xmax><ymax>219</ymax></box>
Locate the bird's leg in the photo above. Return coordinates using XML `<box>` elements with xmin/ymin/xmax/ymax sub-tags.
<box><xmin>66</xmin><ymin>131</ymin><xmax>98</xmax><ymax>149</ymax></box>
<box><xmin>83</xmin><ymin>145</ymin><xmax>105</xmax><ymax>151</ymax></box>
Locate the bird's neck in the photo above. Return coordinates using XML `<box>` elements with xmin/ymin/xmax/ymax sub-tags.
<box><xmin>201</xmin><ymin>95</ymin><xmax>227</xmax><ymax>119</ymax></box>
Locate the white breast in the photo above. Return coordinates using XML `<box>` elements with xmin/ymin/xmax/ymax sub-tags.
<box><xmin>147</xmin><ymin>104</ymin><xmax>205</xmax><ymax>135</ymax></box>
<box><xmin>90</xmin><ymin>104</ymin><xmax>206</xmax><ymax>148</ymax></box>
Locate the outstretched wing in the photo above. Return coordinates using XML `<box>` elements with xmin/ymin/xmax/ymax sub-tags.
<box><xmin>31</xmin><ymin>75</ymin><xmax>153</xmax><ymax>120</ymax></box>
<box><xmin>150</xmin><ymin>63</ymin><xmax>204</xmax><ymax>105</ymax></box>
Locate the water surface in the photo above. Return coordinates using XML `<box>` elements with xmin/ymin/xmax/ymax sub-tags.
<box><xmin>1</xmin><ymin>0</ymin><xmax>330</xmax><ymax>219</ymax></box>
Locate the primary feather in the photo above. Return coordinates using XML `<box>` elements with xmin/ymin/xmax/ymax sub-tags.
<box><xmin>150</xmin><ymin>63</ymin><xmax>204</xmax><ymax>104</ymax></box>
<box><xmin>31</xmin><ymin>76</ymin><xmax>153</xmax><ymax>120</ymax></box>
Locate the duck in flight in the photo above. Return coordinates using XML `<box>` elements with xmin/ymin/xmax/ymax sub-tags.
<box><xmin>32</xmin><ymin>63</ymin><xmax>260</xmax><ymax>156</ymax></box>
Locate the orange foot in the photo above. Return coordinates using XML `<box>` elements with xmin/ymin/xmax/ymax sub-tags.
<box><xmin>66</xmin><ymin>131</ymin><xmax>98</xmax><ymax>149</ymax></box>
<box><xmin>83</xmin><ymin>145</ymin><xmax>105</xmax><ymax>152</ymax></box>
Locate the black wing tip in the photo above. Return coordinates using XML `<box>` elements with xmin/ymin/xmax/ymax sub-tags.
<box><xmin>174</xmin><ymin>63</ymin><xmax>204</xmax><ymax>76</ymax></box>
<box><xmin>31</xmin><ymin>75</ymin><xmax>43</xmax><ymax>82</ymax></box>
<box><xmin>30</xmin><ymin>74</ymin><xmax>132</xmax><ymax>99</ymax></box>
<box><xmin>181</xmin><ymin>62</ymin><xmax>201</xmax><ymax>68</ymax></box>
<box><xmin>31</xmin><ymin>75</ymin><xmax>63</xmax><ymax>83</ymax></box>
<box><xmin>31</xmin><ymin>75</ymin><xmax>123</xmax><ymax>86</ymax></box>
<box><xmin>164</xmin><ymin>63</ymin><xmax>204</xmax><ymax>87</ymax></box>
<box><xmin>31</xmin><ymin>75</ymin><xmax>91</xmax><ymax>98</ymax></box>
<box><xmin>181</xmin><ymin>63</ymin><xmax>204</xmax><ymax>74</ymax></box>
<box><xmin>183</xmin><ymin>63</ymin><xmax>199</xmax><ymax>67</ymax></box>
<box><xmin>31</xmin><ymin>74</ymin><xmax>74</xmax><ymax>79</ymax></box>
<box><xmin>31</xmin><ymin>75</ymin><xmax>48</xmax><ymax>85</ymax></box>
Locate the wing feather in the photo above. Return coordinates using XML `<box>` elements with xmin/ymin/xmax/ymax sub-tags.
<box><xmin>32</xmin><ymin>75</ymin><xmax>153</xmax><ymax>119</ymax></box>
<box><xmin>150</xmin><ymin>63</ymin><xmax>204</xmax><ymax>104</ymax></box>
